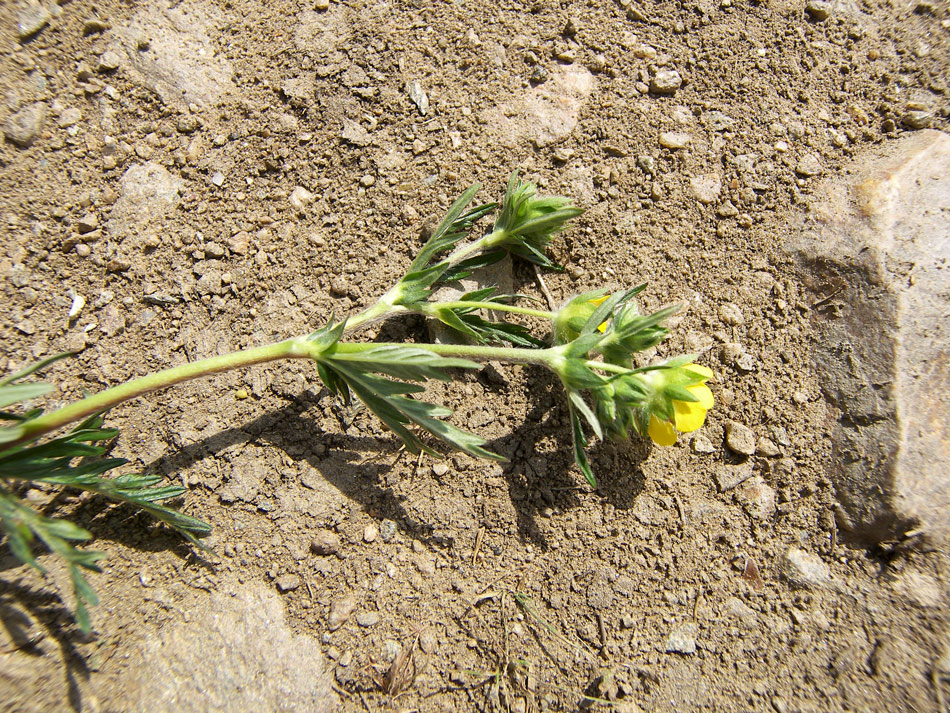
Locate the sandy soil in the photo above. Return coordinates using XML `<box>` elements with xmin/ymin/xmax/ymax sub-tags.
<box><xmin>1</xmin><ymin>0</ymin><xmax>948</xmax><ymax>711</ymax></box>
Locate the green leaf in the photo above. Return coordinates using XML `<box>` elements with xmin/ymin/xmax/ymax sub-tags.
<box><xmin>439</xmin><ymin>250</ymin><xmax>506</xmax><ymax>283</ymax></box>
<box><xmin>409</xmin><ymin>185</ymin><xmax>494</xmax><ymax>272</ymax></box>
<box><xmin>568</xmin><ymin>391</ymin><xmax>603</xmax><ymax>441</ymax></box>
<box><xmin>569</xmin><ymin>405</ymin><xmax>596</xmax><ymax>488</ymax></box>
<box><xmin>559</xmin><ymin>359</ymin><xmax>606</xmax><ymax>391</ymax></box>
<box><xmin>0</xmin><ymin>382</ymin><xmax>54</xmax><ymax>409</ymax></box>
<box><xmin>0</xmin><ymin>352</ymin><xmax>73</xmax><ymax>388</ymax></box>
<box><xmin>324</xmin><ymin>345</ymin><xmax>479</xmax><ymax>382</ymax></box>
<box><xmin>664</xmin><ymin>384</ymin><xmax>699</xmax><ymax>403</ymax></box>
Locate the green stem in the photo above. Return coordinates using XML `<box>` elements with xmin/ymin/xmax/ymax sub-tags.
<box><xmin>434</xmin><ymin>301</ymin><xmax>554</xmax><ymax>320</ymax></box>
<box><xmin>11</xmin><ymin>338</ymin><xmax>315</xmax><ymax>448</ymax></box>
<box><xmin>445</xmin><ymin>229</ymin><xmax>506</xmax><ymax>265</ymax></box>
<box><xmin>330</xmin><ymin>340</ymin><xmax>556</xmax><ymax>367</ymax></box>
<box><xmin>584</xmin><ymin>360</ymin><xmax>634</xmax><ymax>375</ymax></box>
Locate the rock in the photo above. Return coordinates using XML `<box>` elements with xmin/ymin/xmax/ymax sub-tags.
<box><xmin>310</xmin><ymin>530</ymin><xmax>341</xmax><ymax>555</ymax></box>
<box><xmin>289</xmin><ymin>186</ymin><xmax>314</xmax><ymax>211</ymax></box>
<box><xmin>379</xmin><ymin>519</ymin><xmax>397</xmax><ymax>542</ymax></box>
<box><xmin>3</xmin><ymin>102</ymin><xmax>47</xmax><ymax>147</ymax></box>
<box><xmin>99</xmin><ymin>304</ymin><xmax>126</xmax><ymax>338</ymax></box>
<box><xmin>659</xmin><ymin>131</ymin><xmax>691</xmax><ymax>149</ymax></box>
<box><xmin>665</xmin><ymin>622</ymin><xmax>698</xmax><ymax>654</ymax></box>
<box><xmin>97</xmin><ymin>50</ymin><xmax>121</xmax><ymax>72</ymax></box>
<box><xmin>713</xmin><ymin>462</ymin><xmax>754</xmax><ymax>492</ymax></box>
<box><xmin>276</xmin><ymin>574</ymin><xmax>302</xmax><ymax>592</ymax></box>
<box><xmin>795</xmin><ymin>154</ymin><xmax>823</xmax><ymax>177</ymax></box>
<box><xmin>789</xmin><ymin>130</ymin><xmax>950</xmax><ymax>546</ymax></box>
<box><xmin>133</xmin><ymin>583</ymin><xmax>337</xmax><ymax>712</ymax></box>
<box><xmin>328</xmin><ymin>595</ymin><xmax>358</xmax><ymax>631</ymax></box>
<box><xmin>725</xmin><ymin>422</ymin><xmax>756</xmax><ymax>456</ymax></box>
<box><xmin>780</xmin><ymin>548</ymin><xmax>832</xmax><ymax>589</ymax></box>
<box><xmin>17</xmin><ymin>4</ymin><xmax>51</xmax><ymax>40</ymax></box>
<box><xmin>719</xmin><ymin>303</ymin><xmax>744</xmax><ymax>325</ymax></box>
<box><xmin>109</xmin><ymin>162</ymin><xmax>183</xmax><ymax>237</ymax></box>
<box><xmin>77</xmin><ymin>213</ymin><xmax>99</xmax><ymax>234</ymax></box>
<box><xmin>57</xmin><ymin>107</ymin><xmax>82</xmax><ymax>128</ymax></box>
<box><xmin>691</xmin><ymin>434</ymin><xmax>716</xmax><ymax>453</ymax></box>
<box><xmin>406</xmin><ymin>81</ymin><xmax>429</xmax><ymax>116</ymax></box>
<box><xmin>723</xmin><ymin>596</ymin><xmax>758</xmax><ymax>628</ymax></box>
<box><xmin>363</xmin><ymin>524</ymin><xmax>378</xmax><ymax>543</ymax></box>
<box><xmin>689</xmin><ymin>173</ymin><xmax>722</xmax><ymax>204</ymax></box>
<box><xmin>738</xmin><ymin>476</ymin><xmax>777</xmax><ymax>520</ymax></box>
<box><xmin>702</xmin><ymin>110</ymin><xmax>734</xmax><ymax>132</ymax></box>
<box><xmin>482</xmin><ymin>64</ymin><xmax>594</xmax><ymax>149</ymax></box>
<box><xmin>805</xmin><ymin>0</ymin><xmax>832</xmax><ymax>20</ymax></box>
<box><xmin>650</xmin><ymin>69</ymin><xmax>682</xmax><ymax>95</ymax></box>
<box><xmin>890</xmin><ymin>570</ymin><xmax>944</xmax><ymax>609</ymax></box>
<box><xmin>356</xmin><ymin>611</ymin><xmax>380</xmax><ymax>627</ymax></box>
<box><xmin>112</xmin><ymin>3</ymin><xmax>235</xmax><ymax>108</ymax></box>
<box><xmin>902</xmin><ymin>111</ymin><xmax>933</xmax><ymax>130</ymax></box>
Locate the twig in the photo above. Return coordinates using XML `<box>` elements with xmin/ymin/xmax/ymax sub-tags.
<box><xmin>532</xmin><ymin>264</ymin><xmax>557</xmax><ymax>311</ymax></box>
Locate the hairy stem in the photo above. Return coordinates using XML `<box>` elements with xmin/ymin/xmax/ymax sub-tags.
<box><xmin>10</xmin><ymin>338</ymin><xmax>315</xmax><ymax>448</ymax></box>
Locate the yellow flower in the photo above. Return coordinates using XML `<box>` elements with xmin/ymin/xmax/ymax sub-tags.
<box><xmin>647</xmin><ymin>364</ymin><xmax>714</xmax><ymax>446</ymax></box>
<box><xmin>589</xmin><ymin>295</ymin><xmax>609</xmax><ymax>333</ymax></box>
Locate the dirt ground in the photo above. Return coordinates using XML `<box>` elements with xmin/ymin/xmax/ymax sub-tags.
<box><xmin>1</xmin><ymin>0</ymin><xmax>949</xmax><ymax>711</ymax></box>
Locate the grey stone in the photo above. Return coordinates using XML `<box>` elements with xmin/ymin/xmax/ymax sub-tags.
<box><xmin>702</xmin><ymin>110</ymin><xmax>734</xmax><ymax>132</ymax></box>
<box><xmin>276</xmin><ymin>574</ymin><xmax>302</xmax><ymax>592</ymax></box>
<box><xmin>110</xmin><ymin>162</ymin><xmax>183</xmax><ymax>238</ymax></box>
<box><xmin>795</xmin><ymin>154</ymin><xmax>823</xmax><ymax>177</ymax></box>
<box><xmin>17</xmin><ymin>3</ymin><xmax>51</xmax><ymax>40</ymax></box>
<box><xmin>3</xmin><ymin>102</ymin><xmax>46</xmax><ymax>147</ymax></box>
<box><xmin>650</xmin><ymin>69</ymin><xmax>682</xmax><ymax>95</ymax></box>
<box><xmin>780</xmin><ymin>547</ymin><xmax>831</xmax><ymax>589</ymax></box>
<box><xmin>789</xmin><ymin>130</ymin><xmax>950</xmax><ymax>546</ymax></box>
<box><xmin>713</xmin><ymin>462</ymin><xmax>754</xmax><ymax>491</ymax></box>
<box><xmin>406</xmin><ymin>81</ymin><xmax>429</xmax><ymax>116</ymax></box>
<box><xmin>482</xmin><ymin>64</ymin><xmax>594</xmax><ymax>149</ymax></box>
<box><xmin>805</xmin><ymin>0</ymin><xmax>832</xmax><ymax>20</ymax></box>
<box><xmin>689</xmin><ymin>173</ymin><xmax>722</xmax><ymax>204</ymax></box>
<box><xmin>725</xmin><ymin>422</ymin><xmax>756</xmax><ymax>456</ymax></box>
<box><xmin>328</xmin><ymin>595</ymin><xmax>358</xmax><ymax>631</ymax></box>
<box><xmin>902</xmin><ymin>111</ymin><xmax>933</xmax><ymax>130</ymax></box>
<box><xmin>112</xmin><ymin>3</ymin><xmax>235</xmax><ymax>108</ymax></box>
<box><xmin>97</xmin><ymin>50</ymin><xmax>121</xmax><ymax>72</ymax></box>
<box><xmin>379</xmin><ymin>519</ymin><xmax>398</xmax><ymax>542</ymax></box>
<box><xmin>665</xmin><ymin>622</ymin><xmax>698</xmax><ymax>654</ymax></box>
<box><xmin>310</xmin><ymin>530</ymin><xmax>341</xmax><ymax>555</ymax></box>
<box><xmin>133</xmin><ymin>583</ymin><xmax>337</xmax><ymax>712</ymax></box>
<box><xmin>659</xmin><ymin>131</ymin><xmax>691</xmax><ymax>149</ymax></box>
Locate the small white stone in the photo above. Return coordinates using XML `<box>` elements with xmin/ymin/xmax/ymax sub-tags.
<box><xmin>289</xmin><ymin>186</ymin><xmax>314</xmax><ymax>211</ymax></box>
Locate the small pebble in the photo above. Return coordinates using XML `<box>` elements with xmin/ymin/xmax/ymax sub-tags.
<box><xmin>356</xmin><ymin>611</ymin><xmax>380</xmax><ymax>627</ymax></box>
<box><xmin>211</xmin><ymin>171</ymin><xmax>225</xmax><ymax>187</ymax></box>
<box><xmin>714</xmin><ymin>462</ymin><xmax>754</xmax><ymax>492</ymax></box>
<box><xmin>276</xmin><ymin>573</ymin><xmax>302</xmax><ymax>592</ymax></box>
<box><xmin>359</xmin><ymin>174</ymin><xmax>375</xmax><ymax>187</ymax></box>
<box><xmin>719</xmin><ymin>303</ymin><xmax>745</xmax><ymax>325</ymax></box>
<box><xmin>689</xmin><ymin>173</ymin><xmax>722</xmax><ymax>204</ymax></box>
<box><xmin>659</xmin><ymin>131</ymin><xmax>691</xmax><ymax>149</ymax></box>
<box><xmin>804</xmin><ymin>0</ymin><xmax>831</xmax><ymax>20</ymax></box>
<box><xmin>691</xmin><ymin>434</ymin><xmax>716</xmax><ymax>453</ymax></box>
<box><xmin>83</xmin><ymin>18</ymin><xmax>111</xmax><ymax>34</ymax></box>
<box><xmin>97</xmin><ymin>51</ymin><xmax>121</xmax><ymax>73</ymax></box>
<box><xmin>420</xmin><ymin>629</ymin><xmax>438</xmax><ymax>654</ymax></box>
<box><xmin>3</xmin><ymin>102</ymin><xmax>47</xmax><ymax>148</ymax></box>
<box><xmin>795</xmin><ymin>154</ymin><xmax>823</xmax><ymax>177</ymax></box>
<box><xmin>338</xmin><ymin>650</ymin><xmax>352</xmax><ymax>667</ymax></box>
<box><xmin>57</xmin><ymin>108</ymin><xmax>82</xmax><ymax>128</ymax></box>
<box><xmin>77</xmin><ymin>213</ymin><xmax>99</xmax><ymax>234</ymax></box>
<box><xmin>310</xmin><ymin>529</ymin><xmax>341</xmax><ymax>555</ymax></box>
<box><xmin>650</xmin><ymin>69</ymin><xmax>682</xmax><ymax>95</ymax></box>
<box><xmin>17</xmin><ymin>4</ymin><xmax>51</xmax><ymax>40</ymax></box>
<box><xmin>328</xmin><ymin>595</ymin><xmax>358</xmax><ymax>630</ymax></box>
<box><xmin>315</xmin><ymin>0</ymin><xmax>330</xmax><ymax>10</ymax></box>
<box><xmin>902</xmin><ymin>111</ymin><xmax>933</xmax><ymax>130</ymax></box>
<box><xmin>665</xmin><ymin>622</ymin><xmax>698</xmax><ymax>654</ymax></box>
<box><xmin>289</xmin><ymin>186</ymin><xmax>314</xmax><ymax>211</ymax></box>
<box><xmin>379</xmin><ymin>519</ymin><xmax>397</xmax><ymax>542</ymax></box>
<box><xmin>725</xmin><ymin>421</ymin><xmax>756</xmax><ymax>456</ymax></box>
<box><xmin>329</xmin><ymin>277</ymin><xmax>348</xmax><ymax>297</ymax></box>
<box><xmin>756</xmin><ymin>437</ymin><xmax>781</xmax><ymax>457</ymax></box>
<box><xmin>432</xmin><ymin>462</ymin><xmax>449</xmax><ymax>476</ymax></box>
<box><xmin>780</xmin><ymin>548</ymin><xmax>832</xmax><ymax>589</ymax></box>
<box><xmin>363</xmin><ymin>524</ymin><xmax>378</xmax><ymax>543</ymax></box>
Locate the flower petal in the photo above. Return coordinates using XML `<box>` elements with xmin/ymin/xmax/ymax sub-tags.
<box><xmin>686</xmin><ymin>383</ymin><xmax>714</xmax><ymax>410</ymax></box>
<box><xmin>673</xmin><ymin>399</ymin><xmax>708</xmax><ymax>433</ymax></box>
<box><xmin>648</xmin><ymin>415</ymin><xmax>677</xmax><ymax>446</ymax></box>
